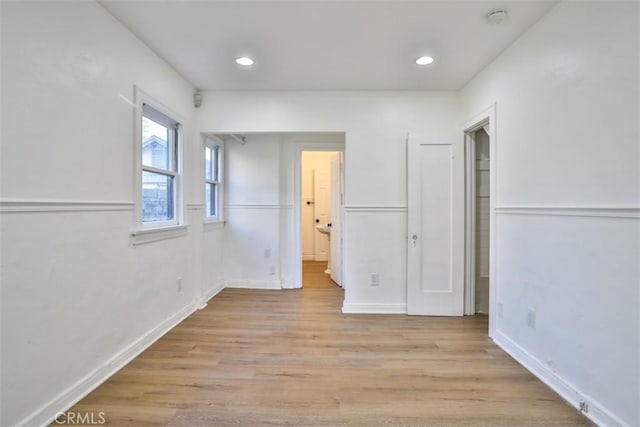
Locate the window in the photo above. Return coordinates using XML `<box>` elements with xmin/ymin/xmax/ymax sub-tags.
<box><xmin>204</xmin><ymin>138</ymin><xmax>223</xmax><ymax>220</ymax></box>
<box><xmin>141</xmin><ymin>104</ymin><xmax>181</xmax><ymax>226</ymax></box>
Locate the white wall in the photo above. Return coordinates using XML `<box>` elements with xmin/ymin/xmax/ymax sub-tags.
<box><xmin>195</xmin><ymin>92</ymin><xmax>461</xmax><ymax>311</ymax></box>
<box><xmin>0</xmin><ymin>2</ymin><xmax>224</xmax><ymax>425</ymax></box>
<box><xmin>461</xmin><ymin>2</ymin><xmax>639</xmax><ymax>426</ymax></box>
<box><xmin>223</xmin><ymin>134</ymin><xmax>283</xmax><ymax>288</ymax></box>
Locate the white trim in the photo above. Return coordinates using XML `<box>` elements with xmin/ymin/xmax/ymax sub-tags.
<box><xmin>494</xmin><ymin>330</ymin><xmax>629</xmax><ymax>427</ymax></box>
<box><xmin>198</xmin><ymin>283</ymin><xmax>225</xmax><ymax>309</ymax></box>
<box><xmin>225</xmin><ymin>280</ymin><xmax>282</xmax><ymax>290</ymax></box>
<box><xmin>463</xmin><ymin>104</ymin><xmax>497</xmax><ymax>337</ymax></box>
<box><xmin>343</xmin><ymin>205</ymin><xmax>407</xmax><ymax>213</ymax></box>
<box><xmin>496</xmin><ymin>205</ymin><xmax>639</xmax><ymax>219</ymax></box>
<box><xmin>342</xmin><ymin>302</ymin><xmax>407</xmax><ymax>314</ymax></box>
<box><xmin>130</xmin><ymin>224</ymin><xmax>188</xmax><ymax>245</ymax></box>
<box><xmin>142</xmin><ymin>165</ymin><xmax>177</xmax><ymax>177</ymax></box>
<box><xmin>19</xmin><ymin>301</ymin><xmax>199</xmax><ymax>427</ymax></box>
<box><xmin>0</xmin><ymin>199</ymin><xmax>134</xmax><ymax>213</ymax></box>
<box><xmin>225</xmin><ymin>204</ymin><xmax>292</xmax><ymax>210</ymax></box>
<box><xmin>464</xmin><ymin>132</ymin><xmax>477</xmax><ymax>316</ymax></box>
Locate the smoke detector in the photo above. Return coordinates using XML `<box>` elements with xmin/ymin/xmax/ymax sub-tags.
<box><xmin>486</xmin><ymin>9</ymin><xmax>508</xmax><ymax>25</ymax></box>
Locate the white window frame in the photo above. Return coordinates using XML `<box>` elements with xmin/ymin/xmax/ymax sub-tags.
<box><xmin>203</xmin><ymin>135</ymin><xmax>224</xmax><ymax>222</ymax></box>
<box><xmin>133</xmin><ymin>86</ymin><xmax>184</xmax><ymax>231</ymax></box>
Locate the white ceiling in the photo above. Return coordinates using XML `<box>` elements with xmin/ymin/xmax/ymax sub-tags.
<box><xmin>99</xmin><ymin>0</ymin><xmax>557</xmax><ymax>91</ymax></box>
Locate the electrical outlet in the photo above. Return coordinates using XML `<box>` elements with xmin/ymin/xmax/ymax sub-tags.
<box><xmin>177</xmin><ymin>277</ymin><xmax>183</xmax><ymax>293</ymax></box>
<box><xmin>498</xmin><ymin>302</ymin><xmax>504</xmax><ymax>319</ymax></box>
<box><xmin>269</xmin><ymin>265</ymin><xmax>276</xmax><ymax>275</ymax></box>
<box><xmin>264</xmin><ymin>248</ymin><xmax>271</xmax><ymax>258</ymax></box>
<box><xmin>579</xmin><ymin>400</ymin><xmax>589</xmax><ymax>413</ymax></box>
<box><xmin>371</xmin><ymin>273</ymin><xmax>379</xmax><ymax>286</ymax></box>
<box><xmin>527</xmin><ymin>307</ymin><xmax>536</xmax><ymax>328</ymax></box>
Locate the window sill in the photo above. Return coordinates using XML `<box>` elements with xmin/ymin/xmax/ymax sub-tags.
<box><xmin>203</xmin><ymin>220</ymin><xmax>226</xmax><ymax>232</ymax></box>
<box><xmin>130</xmin><ymin>224</ymin><xmax>188</xmax><ymax>245</ymax></box>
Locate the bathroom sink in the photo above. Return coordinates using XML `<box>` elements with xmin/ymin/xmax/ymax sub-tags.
<box><xmin>316</xmin><ymin>224</ymin><xmax>331</xmax><ymax>235</ymax></box>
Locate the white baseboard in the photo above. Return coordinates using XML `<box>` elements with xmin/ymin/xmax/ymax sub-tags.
<box><xmin>342</xmin><ymin>302</ymin><xmax>407</xmax><ymax>314</ymax></box>
<box><xmin>302</xmin><ymin>253</ymin><xmax>315</xmax><ymax>261</ymax></box>
<box><xmin>225</xmin><ymin>280</ymin><xmax>282</xmax><ymax>290</ymax></box>
<box><xmin>198</xmin><ymin>283</ymin><xmax>225</xmax><ymax>308</ymax></box>
<box><xmin>20</xmin><ymin>301</ymin><xmax>199</xmax><ymax>427</ymax></box>
<box><xmin>494</xmin><ymin>330</ymin><xmax>629</xmax><ymax>427</ymax></box>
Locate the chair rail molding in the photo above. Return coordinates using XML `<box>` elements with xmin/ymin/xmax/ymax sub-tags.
<box><xmin>495</xmin><ymin>205</ymin><xmax>639</xmax><ymax>219</ymax></box>
<box><xmin>0</xmin><ymin>199</ymin><xmax>135</xmax><ymax>213</ymax></box>
<box><xmin>225</xmin><ymin>204</ymin><xmax>293</xmax><ymax>210</ymax></box>
<box><xmin>343</xmin><ymin>205</ymin><xmax>408</xmax><ymax>213</ymax></box>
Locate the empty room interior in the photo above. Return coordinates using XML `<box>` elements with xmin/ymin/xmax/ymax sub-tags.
<box><xmin>1</xmin><ymin>1</ymin><xmax>638</xmax><ymax>426</ymax></box>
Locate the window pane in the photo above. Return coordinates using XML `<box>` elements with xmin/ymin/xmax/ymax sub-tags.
<box><xmin>143</xmin><ymin>171</ymin><xmax>174</xmax><ymax>222</ymax></box>
<box><xmin>142</xmin><ymin>116</ymin><xmax>172</xmax><ymax>170</ymax></box>
<box><xmin>206</xmin><ymin>182</ymin><xmax>216</xmax><ymax>217</ymax></box>
<box><xmin>205</xmin><ymin>146</ymin><xmax>212</xmax><ymax>180</ymax></box>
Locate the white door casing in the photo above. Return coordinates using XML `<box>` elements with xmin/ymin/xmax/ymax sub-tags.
<box><xmin>463</xmin><ymin>104</ymin><xmax>497</xmax><ymax>335</ymax></box>
<box><xmin>293</xmin><ymin>141</ymin><xmax>345</xmax><ymax>290</ymax></box>
<box><xmin>407</xmin><ymin>135</ymin><xmax>465</xmax><ymax>316</ymax></box>
<box><xmin>330</xmin><ymin>152</ymin><xmax>343</xmax><ymax>286</ymax></box>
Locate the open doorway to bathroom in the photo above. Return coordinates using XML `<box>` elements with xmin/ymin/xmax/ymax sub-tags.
<box><xmin>300</xmin><ymin>150</ymin><xmax>343</xmax><ymax>289</ymax></box>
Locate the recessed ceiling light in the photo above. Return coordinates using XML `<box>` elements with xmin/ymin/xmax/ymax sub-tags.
<box><xmin>415</xmin><ymin>56</ymin><xmax>434</xmax><ymax>66</ymax></box>
<box><xmin>235</xmin><ymin>57</ymin><xmax>254</xmax><ymax>66</ymax></box>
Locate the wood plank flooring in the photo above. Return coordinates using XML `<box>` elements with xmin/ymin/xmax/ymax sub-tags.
<box><xmin>63</xmin><ymin>261</ymin><xmax>590</xmax><ymax>426</ymax></box>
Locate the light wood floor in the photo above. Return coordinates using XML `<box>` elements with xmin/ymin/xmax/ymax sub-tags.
<box><xmin>63</xmin><ymin>261</ymin><xmax>590</xmax><ymax>426</ymax></box>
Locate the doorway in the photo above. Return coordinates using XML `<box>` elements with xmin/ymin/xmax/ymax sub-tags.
<box><xmin>463</xmin><ymin>105</ymin><xmax>497</xmax><ymax>336</ymax></box>
<box><xmin>468</xmin><ymin>127</ymin><xmax>490</xmax><ymax>314</ymax></box>
<box><xmin>300</xmin><ymin>150</ymin><xmax>343</xmax><ymax>287</ymax></box>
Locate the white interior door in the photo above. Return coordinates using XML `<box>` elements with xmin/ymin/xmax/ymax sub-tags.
<box><xmin>407</xmin><ymin>135</ymin><xmax>464</xmax><ymax>316</ymax></box>
<box><xmin>314</xmin><ymin>169</ymin><xmax>330</xmax><ymax>261</ymax></box>
<box><xmin>329</xmin><ymin>152</ymin><xmax>343</xmax><ymax>286</ymax></box>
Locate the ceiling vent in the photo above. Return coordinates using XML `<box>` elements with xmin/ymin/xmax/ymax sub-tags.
<box><xmin>486</xmin><ymin>9</ymin><xmax>508</xmax><ymax>25</ymax></box>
